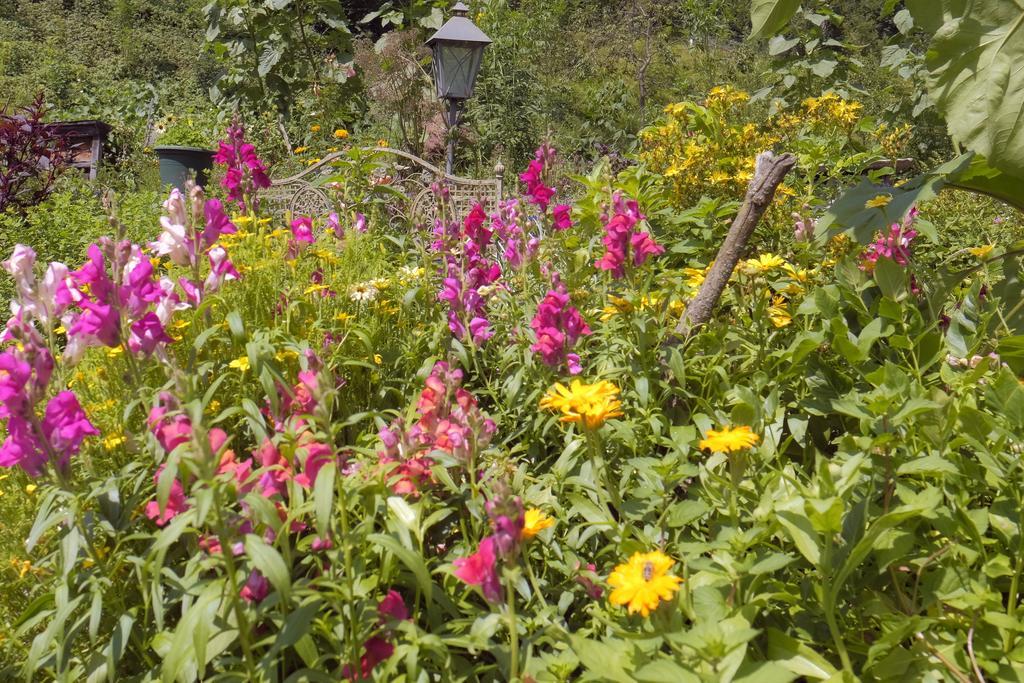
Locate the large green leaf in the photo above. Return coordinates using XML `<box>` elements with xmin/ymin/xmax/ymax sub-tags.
<box><xmin>924</xmin><ymin>0</ymin><xmax>1024</xmax><ymax>177</ymax></box>
<box><xmin>817</xmin><ymin>152</ymin><xmax>1024</xmax><ymax>244</ymax></box>
<box><xmin>750</xmin><ymin>0</ymin><xmax>800</xmax><ymax>39</ymax></box>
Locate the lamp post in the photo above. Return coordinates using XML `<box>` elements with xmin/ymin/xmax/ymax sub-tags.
<box><xmin>426</xmin><ymin>2</ymin><xmax>492</xmax><ymax>175</ymax></box>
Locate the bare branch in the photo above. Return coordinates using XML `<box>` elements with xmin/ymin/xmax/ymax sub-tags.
<box><xmin>669</xmin><ymin>151</ymin><xmax>797</xmax><ymax>341</ymax></box>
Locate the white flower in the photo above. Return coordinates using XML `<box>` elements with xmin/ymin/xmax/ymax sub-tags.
<box><xmin>349</xmin><ymin>282</ymin><xmax>379</xmax><ymax>303</ymax></box>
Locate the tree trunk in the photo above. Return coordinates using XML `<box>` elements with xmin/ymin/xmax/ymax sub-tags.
<box><xmin>669</xmin><ymin>151</ymin><xmax>797</xmax><ymax>341</ymax></box>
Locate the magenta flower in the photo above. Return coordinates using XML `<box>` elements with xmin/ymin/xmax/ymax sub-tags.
<box><xmin>552</xmin><ymin>204</ymin><xmax>573</xmax><ymax>230</ymax></box>
<box><xmin>453</xmin><ymin>536</ymin><xmax>502</xmax><ymax>603</ymax></box>
<box><xmin>290</xmin><ymin>216</ymin><xmax>315</xmax><ymax>245</ymax></box>
<box><xmin>530</xmin><ymin>278</ymin><xmax>591</xmax><ymax>374</ymax></box>
<box><xmin>519</xmin><ymin>147</ymin><xmax>559</xmax><ymax>212</ymax></box>
<box><xmin>144</xmin><ymin>465</ymin><xmax>189</xmax><ymax>526</ymax></box>
<box><xmin>214</xmin><ymin>117</ymin><xmax>271</xmax><ymax>211</ymax></box>
<box><xmin>861</xmin><ymin>209</ymin><xmax>919</xmax><ymax>272</ymax></box>
<box><xmin>42</xmin><ymin>391</ymin><xmax>100</xmax><ymax>466</ymax></box>
<box><xmin>68</xmin><ymin>300</ymin><xmax>121</xmax><ymax>347</ymax></box>
<box><xmin>594</xmin><ymin>193</ymin><xmax>663</xmax><ymax>278</ymax></box>
<box><xmin>240</xmin><ymin>570</ymin><xmax>270</xmax><ymax>603</ymax></box>
<box><xmin>128</xmin><ymin>312</ymin><xmax>174</xmax><ymax>356</ymax></box>
<box><xmin>378</xmin><ymin>590</ymin><xmax>409</xmax><ymax>621</ymax></box>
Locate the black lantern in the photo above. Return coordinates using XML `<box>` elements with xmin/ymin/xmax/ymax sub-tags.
<box><xmin>426</xmin><ymin>2</ymin><xmax>492</xmax><ymax>174</ymax></box>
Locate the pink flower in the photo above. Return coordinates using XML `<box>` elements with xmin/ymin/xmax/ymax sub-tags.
<box><xmin>41</xmin><ymin>391</ymin><xmax>100</xmax><ymax>468</ymax></box>
<box><xmin>552</xmin><ymin>204</ymin><xmax>573</xmax><ymax>230</ymax></box>
<box><xmin>530</xmin><ymin>278</ymin><xmax>591</xmax><ymax>374</ymax></box>
<box><xmin>202</xmin><ymin>198</ymin><xmax>236</xmax><ymax>245</ymax></box>
<box><xmin>290</xmin><ymin>216</ymin><xmax>315</xmax><ymax>245</ymax></box>
<box><xmin>144</xmin><ymin>464</ymin><xmax>189</xmax><ymax>526</ymax></box>
<box><xmin>204</xmin><ymin>246</ymin><xmax>241</xmax><ymax>294</ymax></box>
<box><xmin>378</xmin><ymin>590</ymin><xmax>409</xmax><ymax>621</ymax></box>
<box><xmin>68</xmin><ymin>300</ymin><xmax>121</xmax><ymax>347</ymax></box>
<box><xmin>240</xmin><ymin>570</ymin><xmax>270</xmax><ymax>603</ymax></box>
<box><xmin>354</xmin><ymin>213</ymin><xmax>367</xmax><ymax>233</ymax></box>
<box><xmin>594</xmin><ymin>193</ymin><xmax>662</xmax><ymax>278</ymax></box>
<box><xmin>214</xmin><ymin>118</ymin><xmax>270</xmax><ymax>211</ymax></box>
<box><xmin>148</xmin><ymin>394</ymin><xmax>193</xmax><ymax>453</ymax></box>
<box><xmin>860</xmin><ymin>209</ymin><xmax>918</xmax><ymax>272</ymax></box>
<box><xmin>0</xmin><ymin>415</ymin><xmax>47</xmax><ymax>477</ymax></box>
<box><xmin>152</xmin><ymin>190</ymin><xmax>194</xmax><ymax>266</ymax></box>
<box><xmin>327</xmin><ymin>212</ymin><xmax>343</xmax><ymax>239</ymax></box>
<box><xmin>128</xmin><ymin>312</ymin><xmax>173</xmax><ymax>356</ymax></box>
<box><xmin>453</xmin><ymin>536</ymin><xmax>502</xmax><ymax>602</ymax></box>
<box><xmin>312</xmin><ymin>536</ymin><xmax>333</xmax><ymax>552</ymax></box>
<box><xmin>293</xmin><ymin>439</ymin><xmax>334</xmax><ymax>489</ymax></box>
<box><xmin>519</xmin><ymin>145</ymin><xmax>560</xmax><ymax>212</ymax></box>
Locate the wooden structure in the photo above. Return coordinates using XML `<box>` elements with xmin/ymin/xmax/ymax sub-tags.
<box><xmin>267</xmin><ymin>147</ymin><xmax>504</xmax><ymax>226</ymax></box>
<box><xmin>50</xmin><ymin>120</ymin><xmax>111</xmax><ymax>181</ymax></box>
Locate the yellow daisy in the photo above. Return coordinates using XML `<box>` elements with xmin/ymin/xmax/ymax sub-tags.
<box><xmin>741</xmin><ymin>253</ymin><xmax>787</xmax><ymax>275</ymax></box>
<box><xmin>608</xmin><ymin>550</ymin><xmax>683</xmax><ymax>617</ymax></box>
<box><xmin>334</xmin><ymin>129</ymin><xmax>349</xmax><ymax>139</ymax></box>
<box><xmin>967</xmin><ymin>245</ymin><xmax>994</xmax><ymax>260</ymax></box>
<box><xmin>699</xmin><ymin>425</ymin><xmax>760</xmax><ymax>453</ymax></box>
<box><xmin>864</xmin><ymin>194</ymin><xmax>892</xmax><ymax>209</ymax></box>
<box><xmin>522</xmin><ymin>509</ymin><xmax>555</xmax><ymax>539</ymax></box>
<box><xmin>539</xmin><ymin>380</ymin><xmax>623</xmax><ymax>429</ymax></box>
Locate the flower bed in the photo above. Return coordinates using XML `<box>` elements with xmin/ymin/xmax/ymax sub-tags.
<box><xmin>1</xmin><ymin>114</ymin><xmax>1023</xmax><ymax>681</ymax></box>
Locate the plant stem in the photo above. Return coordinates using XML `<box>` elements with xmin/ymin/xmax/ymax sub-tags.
<box><xmin>585</xmin><ymin>428</ymin><xmax>621</xmax><ymax>519</ymax></box>
<box><xmin>211</xmin><ymin>487</ymin><xmax>259</xmax><ymax>680</ymax></box>
<box><xmin>506</xmin><ymin>574</ymin><xmax>519</xmax><ymax>682</ymax></box>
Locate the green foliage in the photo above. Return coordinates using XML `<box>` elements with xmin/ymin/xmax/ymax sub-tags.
<box><xmin>204</xmin><ymin>0</ymin><xmax>356</xmax><ymax>119</ymax></box>
<box><xmin>910</xmin><ymin>0</ymin><xmax>1024</xmax><ymax>178</ymax></box>
<box><xmin>0</xmin><ymin>179</ymin><xmax>161</xmax><ymax>305</ymax></box>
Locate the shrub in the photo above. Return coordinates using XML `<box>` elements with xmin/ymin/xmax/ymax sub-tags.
<box><xmin>0</xmin><ymin>95</ymin><xmax>71</xmax><ymax>214</ymax></box>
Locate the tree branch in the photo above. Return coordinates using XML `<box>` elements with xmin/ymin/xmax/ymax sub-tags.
<box><xmin>669</xmin><ymin>151</ymin><xmax>796</xmax><ymax>341</ymax></box>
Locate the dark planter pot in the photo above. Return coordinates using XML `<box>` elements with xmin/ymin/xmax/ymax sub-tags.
<box><xmin>154</xmin><ymin>145</ymin><xmax>215</xmax><ymax>191</ymax></box>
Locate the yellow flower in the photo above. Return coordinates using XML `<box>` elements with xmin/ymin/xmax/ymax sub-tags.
<box><xmin>103</xmin><ymin>433</ymin><xmax>126</xmax><ymax>449</ymax></box>
<box><xmin>307</xmin><ymin>157</ymin><xmax>322</xmax><ymax>166</ymax></box>
<box><xmin>208</xmin><ymin>400</ymin><xmax>221</xmax><ymax>413</ymax></box>
<box><xmin>865</xmin><ymin>194</ymin><xmax>892</xmax><ymax>209</ymax></box>
<box><xmin>377</xmin><ymin>139</ymin><xmax>389</xmax><ymax>147</ymax></box>
<box><xmin>304</xmin><ymin>284</ymin><xmax>331</xmax><ymax>295</ymax></box>
<box><xmin>54</xmin><ymin>325</ymin><xmax>67</xmax><ymax>334</ymax></box>
<box><xmin>683</xmin><ymin>266</ymin><xmax>709</xmax><ymax>289</ymax></box>
<box><xmin>741</xmin><ymin>253</ymin><xmax>786</xmax><ymax>275</ymax></box>
<box><xmin>968</xmin><ymin>245</ymin><xmax>995</xmax><ymax>259</ymax></box>
<box><xmin>699</xmin><ymin>425</ymin><xmax>760</xmax><ymax>453</ymax></box>
<box><xmin>106</xmin><ymin>345</ymin><xmax>124</xmax><ymax>358</ymax></box>
<box><xmin>608</xmin><ymin>550</ymin><xmax>683</xmax><ymax>617</ymax></box>
<box><xmin>229</xmin><ymin>356</ymin><xmax>250</xmax><ymax>372</ymax></box>
<box><xmin>336</xmin><ymin>312</ymin><xmax>354</xmax><ymax>323</ymax></box>
<box><xmin>310</xmin><ymin>124</ymin><xmax>321</xmax><ymax>132</ymax></box>
<box><xmin>334</xmin><ymin>129</ymin><xmax>349</xmax><ymax>139</ymax></box>
<box><xmin>294</xmin><ymin>146</ymin><xmax>309</xmax><ymax>154</ymax></box>
<box><xmin>767</xmin><ymin>296</ymin><xmax>792</xmax><ymax>328</ymax></box>
<box><xmin>25</xmin><ymin>484</ymin><xmax>37</xmax><ymax>494</ymax></box>
<box><xmin>539</xmin><ymin>380</ymin><xmax>623</xmax><ymax>429</ymax></box>
<box><xmin>522</xmin><ymin>509</ymin><xmax>555</xmax><ymax>539</ymax></box>
<box><xmin>373</xmin><ymin>354</ymin><xmax>383</xmax><ymax>365</ymax></box>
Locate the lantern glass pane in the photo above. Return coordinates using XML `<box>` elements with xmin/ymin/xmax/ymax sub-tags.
<box><xmin>434</xmin><ymin>43</ymin><xmax>483</xmax><ymax>99</ymax></box>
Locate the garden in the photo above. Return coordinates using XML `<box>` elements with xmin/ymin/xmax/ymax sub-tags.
<box><xmin>1</xmin><ymin>0</ymin><xmax>1024</xmax><ymax>680</ymax></box>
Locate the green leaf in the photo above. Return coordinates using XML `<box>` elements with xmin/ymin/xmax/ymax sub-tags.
<box><xmin>873</xmin><ymin>257</ymin><xmax>906</xmax><ymax>300</ymax></box>
<box><xmin>766</xmin><ymin>628</ymin><xmax>838</xmax><ymax>680</ymax></box>
<box><xmin>244</xmin><ymin>534</ymin><xmax>292</xmax><ymax>601</ymax></box>
<box><xmin>925</xmin><ymin>1</ymin><xmax>1024</xmax><ymax>178</ymax></box>
<box><xmin>776</xmin><ymin>503</ymin><xmax>822</xmax><ymax>566</ymax></box>
<box><xmin>750</xmin><ymin>0</ymin><xmax>800</xmax><ymax>39</ymax></box>
<box><xmin>313</xmin><ymin>463</ymin><xmax>336</xmax><ymax>537</ymax></box>
<box><xmin>368</xmin><ymin>533</ymin><xmax>433</xmax><ymax>602</ymax></box>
